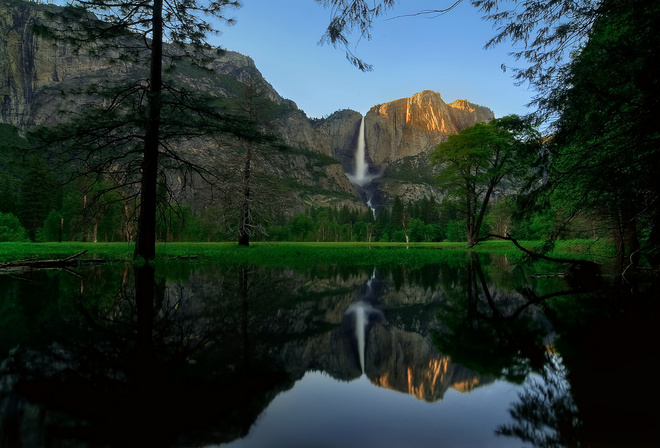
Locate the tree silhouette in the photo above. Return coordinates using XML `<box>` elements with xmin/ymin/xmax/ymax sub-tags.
<box><xmin>31</xmin><ymin>0</ymin><xmax>247</xmax><ymax>259</ymax></box>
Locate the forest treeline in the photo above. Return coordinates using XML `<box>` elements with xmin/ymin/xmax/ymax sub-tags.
<box><xmin>0</xmin><ymin>119</ymin><xmax>583</xmax><ymax>245</ymax></box>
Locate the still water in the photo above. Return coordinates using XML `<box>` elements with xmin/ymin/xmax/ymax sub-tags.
<box><xmin>0</xmin><ymin>254</ymin><xmax>657</xmax><ymax>447</ymax></box>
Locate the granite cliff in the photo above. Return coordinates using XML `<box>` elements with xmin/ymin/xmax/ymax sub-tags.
<box><xmin>271</xmin><ymin>92</ymin><xmax>494</xmax><ymax>208</ymax></box>
<box><xmin>363</xmin><ymin>91</ymin><xmax>494</xmax><ymax>205</ymax></box>
<box><xmin>0</xmin><ymin>2</ymin><xmax>294</xmax><ymax>128</ymax></box>
<box><xmin>1</xmin><ymin>1</ymin><xmax>495</xmax><ymax>214</ymax></box>
<box><xmin>366</xmin><ymin>90</ymin><xmax>494</xmax><ymax>167</ymax></box>
<box><xmin>0</xmin><ymin>1</ymin><xmax>366</xmax><ymax>216</ymax></box>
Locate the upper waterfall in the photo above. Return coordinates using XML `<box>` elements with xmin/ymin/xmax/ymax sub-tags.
<box><xmin>346</xmin><ymin>115</ymin><xmax>376</xmax><ymax>186</ymax></box>
<box><xmin>354</xmin><ymin>116</ymin><xmax>368</xmax><ymax>183</ymax></box>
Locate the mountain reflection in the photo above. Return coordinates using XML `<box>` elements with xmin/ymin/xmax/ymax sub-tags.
<box><xmin>335</xmin><ymin>268</ymin><xmax>494</xmax><ymax>402</ymax></box>
<box><xmin>0</xmin><ymin>262</ymin><xmax>496</xmax><ymax>446</ymax></box>
<box><xmin>0</xmin><ymin>255</ymin><xmax>656</xmax><ymax>447</ymax></box>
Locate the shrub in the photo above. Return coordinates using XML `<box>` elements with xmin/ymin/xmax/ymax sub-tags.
<box><xmin>0</xmin><ymin>212</ymin><xmax>27</xmax><ymax>242</ymax></box>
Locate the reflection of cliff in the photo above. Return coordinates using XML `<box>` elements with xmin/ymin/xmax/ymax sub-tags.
<box><xmin>366</xmin><ymin>325</ymin><xmax>494</xmax><ymax>402</ymax></box>
<box><xmin>274</xmin><ymin>269</ymin><xmax>493</xmax><ymax>402</ymax></box>
<box><xmin>0</xmin><ymin>264</ymin><xmax>503</xmax><ymax>447</ymax></box>
<box><xmin>0</xmin><ymin>265</ymin><xmax>293</xmax><ymax>448</ymax></box>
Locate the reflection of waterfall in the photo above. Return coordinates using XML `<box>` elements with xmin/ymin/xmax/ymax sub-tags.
<box><xmin>344</xmin><ymin>269</ymin><xmax>381</xmax><ymax>374</ymax></box>
<box><xmin>346</xmin><ymin>300</ymin><xmax>380</xmax><ymax>373</ymax></box>
<box><xmin>351</xmin><ymin>302</ymin><xmax>368</xmax><ymax>372</ymax></box>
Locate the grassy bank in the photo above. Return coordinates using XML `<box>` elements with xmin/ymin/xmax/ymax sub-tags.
<box><xmin>0</xmin><ymin>239</ymin><xmax>611</xmax><ymax>268</ymax></box>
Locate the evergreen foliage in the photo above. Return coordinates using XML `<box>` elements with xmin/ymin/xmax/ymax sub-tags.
<box><xmin>30</xmin><ymin>0</ymin><xmax>245</xmax><ymax>260</ymax></box>
<box><xmin>504</xmin><ymin>0</ymin><xmax>660</xmax><ymax>269</ymax></box>
<box><xmin>19</xmin><ymin>156</ymin><xmax>60</xmax><ymax>241</ymax></box>
<box><xmin>0</xmin><ymin>212</ymin><xmax>27</xmax><ymax>242</ymax></box>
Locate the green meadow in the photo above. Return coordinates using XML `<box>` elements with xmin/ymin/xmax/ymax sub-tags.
<box><xmin>0</xmin><ymin>239</ymin><xmax>611</xmax><ymax>269</ymax></box>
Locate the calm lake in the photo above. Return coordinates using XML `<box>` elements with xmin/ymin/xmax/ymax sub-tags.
<box><xmin>0</xmin><ymin>253</ymin><xmax>657</xmax><ymax>447</ymax></box>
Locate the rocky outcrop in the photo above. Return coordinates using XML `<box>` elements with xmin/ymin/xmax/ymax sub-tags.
<box><xmin>0</xmin><ymin>1</ymin><xmax>367</xmax><ymax>215</ymax></box>
<box><xmin>272</xmin><ymin>109</ymin><xmax>363</xmax><ymax>170</ymax></box>
<box><xmin>0</xmin><ymin>2</ymin><xmax>292</xmax><ymax>128</ymax></box>
<box><xmin>0</xmin><ymin>3</ymin><xmax>108</xmax><ymax>127</ymax></box>
<box><xmin>365</xmin><ymin>90</ymin><xmax>494</xmax><ymax>168</ymax></box>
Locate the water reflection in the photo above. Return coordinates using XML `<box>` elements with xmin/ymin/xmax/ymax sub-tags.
<box><xmin>497</xmin><ymin>353</ymin><xmax>582</xmax><ymax>448</ymax></box>
<box><xmin>432</xmin><ymin>254</ymin><xmax>660</xmax><ymax>448</ymax></box>
<box><xmin>337</xmin><ymin>267</ymin><xmax>493</xmax><ymax>402</ymax></box>
<box><xmin>0</xmin><ymin>265</ymin><xmax>291</xmax><ymax>447</ymax></box>
<box><xmin>0</xmin><ymin>254</ymin><xmax>657</xmax><ymax>447</ymax></box>
<box><xmin>433</xmin><ymin>253</ymin><xmax>555</xmax><ymax>383</ymax></box>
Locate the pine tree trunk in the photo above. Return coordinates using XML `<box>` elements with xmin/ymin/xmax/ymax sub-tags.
<box><xmin>134</xmin><ymin>0</ymin><xmax>163</xmax><ymax>261</ymax></box>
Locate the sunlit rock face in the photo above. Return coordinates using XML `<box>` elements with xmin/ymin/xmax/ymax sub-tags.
<box><xmin>365</xmin><ymin>90</ymin><xmax>494</xmax><ymax>168</ymax></box>
<box><xmin>272</xmin><ymin>92</ymin><xmax>495</xmax><ymax>203</ymax></box>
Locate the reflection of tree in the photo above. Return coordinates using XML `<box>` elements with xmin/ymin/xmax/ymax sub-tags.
<box><xmin>0</xmin><ymin>264</ymin><xmax>290</xmax><ymax>447</ymax></box>
<box><xmin>496</xmin><ymin>354</ymin><xmax>581</xmax><ymax>448</ymax></box>
<box><xmin>444</xmin><ymin>256</ymin><xmax>660</xmax><ymax>448</ymax></box>
<box><xmin>434</xmin><ymin>253</ymin><xmax>553</xmax><ymax>383</ymax></box>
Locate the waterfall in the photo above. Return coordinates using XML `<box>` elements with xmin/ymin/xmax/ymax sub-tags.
<box><xmin>347</xmin><ymin>116</ymin><xmax>371</xmax><ymax>186</ymax></box>
<box><xmin>346</xmin><ymin>115</ymin><xmax>378</xmax><ymax>217</ymax></box>
<box><xmin>354</xmin><ymin>116</ymin><xmax>367</xmax><ymax>183</ymax></box>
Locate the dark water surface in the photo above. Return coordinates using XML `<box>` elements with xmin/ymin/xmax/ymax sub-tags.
<box><xmin>0</xmin><ymin>254</ymin><xmax>657</xmax><ymax>447</ymax></box>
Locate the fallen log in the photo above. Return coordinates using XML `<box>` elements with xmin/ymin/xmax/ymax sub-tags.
<box><xmin>0</xmin><ymin>250</ymin><xmax>89</xmax><ymax>270</ymax></box>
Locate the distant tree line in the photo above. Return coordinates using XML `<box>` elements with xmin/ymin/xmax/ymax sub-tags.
<box><xmin>264</xmin><ymin>193</ymin><xmax>596</xmax><ymax>244</ymax></box>
<box><xmin>0</xmin><ymin>121</ymin><xmax>595</xmax><ymax>245</ymax></box>
<box><xmin>0</xmin><ymin>119</ymin><xmax>577</xmax><ymax>247</ymax></box>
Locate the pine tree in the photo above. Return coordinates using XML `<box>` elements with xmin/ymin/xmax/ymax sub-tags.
<box><xmin>19</xmin><ymin>156</ymin><xmax>58</xmax><ymax>240</ymax></box>
<box><xmin>33</xmin><ymin>0</ymin><xmax>243</xmax><ymax>260</ymax></box>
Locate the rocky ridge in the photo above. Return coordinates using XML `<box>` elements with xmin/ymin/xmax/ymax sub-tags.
<box><xmin>1</xmin><ymin>1</ymin><xmax>495</xmax><ymax>213</ymax></box>
<box><xmin>365</xmin><ymin>90</ymin><xmax>494</xmax><ymax>167</ymax></box>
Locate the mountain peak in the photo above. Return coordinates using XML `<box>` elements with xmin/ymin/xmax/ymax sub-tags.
<box><xmin>368</xmin><ymin>90</ymin><xmax>494</xmax><ymax>140</ymax></box>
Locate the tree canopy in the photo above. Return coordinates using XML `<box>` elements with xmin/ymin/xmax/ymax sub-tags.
<box><xmin>431</xmin><ymin>116</ymin><xmax>542</xmax><ymax>246</ymax></box>
<box><xmin>529</xmin><ymin>0</ymin><xmax>660</xmax><ymax>268</ymax></box>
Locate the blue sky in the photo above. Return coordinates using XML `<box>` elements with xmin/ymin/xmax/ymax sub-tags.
<box><xmin>212</xmin><ymin>0</ymin><xmax>535</xmax><ymax>119</ymax></box>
